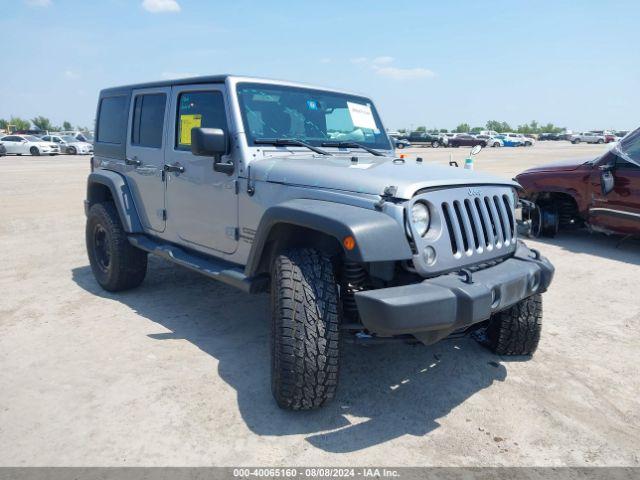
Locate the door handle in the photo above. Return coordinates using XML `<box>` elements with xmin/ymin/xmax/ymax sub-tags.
<box><xmin>125</xmin><ymin>156</ymin><xmax>141</xmax><ymax>167</ymax></box>
<box><xmin>164</xmin><ymin>163</ymin><xmax>185</xmax><ymax>173</ymax></box>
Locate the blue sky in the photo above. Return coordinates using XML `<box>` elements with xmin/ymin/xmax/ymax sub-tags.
<box><xmin>1</xmin><ymin>0</ymin><xmax>638</xmax><ymax>131</ymax></box>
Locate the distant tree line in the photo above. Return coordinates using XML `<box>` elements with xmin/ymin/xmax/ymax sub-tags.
<box><xmin>0</xmin><ymin>116</ymin><xmax>89</xmax><ymax>132</ymax></box>
<box><xmin>398</xmin><ymin>120</ymin><xmax>565</xmax><ymax>135</ymax></box>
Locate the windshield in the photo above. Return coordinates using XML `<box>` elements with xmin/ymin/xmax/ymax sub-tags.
<box><xmin>614</xmin><ymin>127</ymin><xmax>640</xmax><ymax>167</ymax></box>
<box><xmin>236</xmin><ymin>83</ymin><xmax>392</xmax><ymax>151</ymax></box>
<box><xmin>25</xmin><ymin>135</ymin><xmax>41</xmax><ymax>142</ymax></box>
<box><xmin>62</xmin><ymin>136</ymin><xmax>77</xmax><ymax>142</ymax></box>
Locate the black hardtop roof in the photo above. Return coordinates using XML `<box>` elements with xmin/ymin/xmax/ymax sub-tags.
<box><xmin>99</xmin><ymin>74</ymin><xmax>232</xmax><ymax>96</ymax></box>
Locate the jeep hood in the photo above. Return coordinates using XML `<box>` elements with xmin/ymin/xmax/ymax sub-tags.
<box><xmin>250</xmin><ymin>155</ymin><xmax>517</xmax><ymax>199</ymax></box>
<box><xmin>519</xmin><ymin>157</ymin><xmax>593</xmax><ymax>174</ymax></box>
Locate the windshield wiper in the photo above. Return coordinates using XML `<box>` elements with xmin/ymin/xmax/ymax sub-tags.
<box><xmin>320</xmin><ymin>141</ymin><xmax>385</xmax><ymax>157</ymax></box>
<box><xmin>254</xmin><ymin>138</ymin><xmax>331</xmax><ymax>156</ymax></box>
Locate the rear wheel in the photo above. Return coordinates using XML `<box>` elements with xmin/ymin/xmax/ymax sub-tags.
<box><xmin>432</xmin><ymin>140</ymin><xmax>440</xmax><ymax>148</ymax></box>
<box><xmin>572</xmin><ymin>139</ymin><xmax>580</xmax><ymax>144</ymax></box>
<box><xmin>396</xmin><ymin>143</ymin><xmax>405</xmax><ymax>149</ymax></box>
<box><xmin>270</xmin><ymin>248</ymin><xmax>341</xmax><ymax>410</ymax></box>
<box><xmin>486</xmin><ymin>294</ymin><xmax>543</xmax><ymax>355</ymax></box>
<box><xmin>30</xmin><ymin>146</ymin><xmax>40</xmax><ymax>156</ymax></box>
<box><xmin>493</xmin><ymin>142</ymin><xmax>501</xmax><ymax>147</ymax></box>
<box><xmin>86</xmin><ymin>202</ymin><xmax>147</xmax><ymax>292</ymax></box>
<box><xmin>597</xmin><ymin>139</ymin><xmax>604</xmax><ymax>144</ymax></box>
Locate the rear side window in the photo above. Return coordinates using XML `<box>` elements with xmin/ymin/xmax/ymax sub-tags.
<box><xmin>97</xmin><ymin>96</ymin><xmax>127</xmax><ymax>144</ymax></box>
<box><xmin>131</xmin><ymin>93</ymin><xmax>167</xmax><ymax>148</ymax></box>
<box><xmin>175</xmin><ymin>91</ymin><xmax>227</xmax><ymax>150</ymax></box>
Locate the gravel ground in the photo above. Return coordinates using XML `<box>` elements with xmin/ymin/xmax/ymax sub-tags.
<box><xmin>1</xmin><ymin>142</ymin><xmax>639</xmax><ymax>466</ymax></box>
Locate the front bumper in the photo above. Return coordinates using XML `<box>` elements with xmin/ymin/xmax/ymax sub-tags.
<box><xmin>354</xmin><ymin>242</ymin><xmax>554</xmax><ymax>341</ymax></box>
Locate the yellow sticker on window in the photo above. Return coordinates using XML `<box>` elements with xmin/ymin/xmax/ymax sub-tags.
<box><xmin>179</xmin><ymin>114</ymin><xmax>202</xmax><ymax>145</ymax></box>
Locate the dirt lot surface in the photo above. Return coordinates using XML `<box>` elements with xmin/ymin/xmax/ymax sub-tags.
<box><xmin>1</xmin><ymin>142</ymin><xmax>639</xmax><ymax>466</ymax></box>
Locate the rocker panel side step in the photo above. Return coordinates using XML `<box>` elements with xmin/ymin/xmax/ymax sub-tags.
<box><xmin>128</xmin><ymin>234</ymin><xmax>268</xmax><ymax>293</ymax></box>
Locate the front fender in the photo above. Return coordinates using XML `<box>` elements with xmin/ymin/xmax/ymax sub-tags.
<box><xmin>86</xmin><ymin>170</ymin><xmax>143</xmax><ymax>233</ymax></box>
<box><xmin>245</xmin><ymin>199</ymin><xmax>413</xmax><ymax>276</ymax></box>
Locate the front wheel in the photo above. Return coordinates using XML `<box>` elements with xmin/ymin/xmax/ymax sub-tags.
<box><xmin>486</xmin><ymin>294</ymin><xmax>543</xmax><ymax>355</ymax></box>
<box><xmin>493</xmin><ymin>142</ymin><xmax>501</xmax><ymax>147</ymax></box>
<box><xmin>396</xmin><ymin>143</ymin><xmax>405</xmax><ymax>149</ymax></box>
<box><xmin>270</xmin><ymin>248</ymin><xmax>341</xmax><ymax>410</ymax></box>
<box><xmin>597</xmin><ymin>139</ymin><xmax>604</xmax><ymax>144</ymax></box>
<box><xmin>30</xmin><ymin>147</ymin><xmax>40</xmax><ymax>156</ymax></box>
<box><xmin>432</xmin><ymin>141</ymin><xmax>440</xmax><ymax>148</ymax></box>
<box><xmin>572</xmin><ymin>139</ymin><xmax>580</xmax><ymax>144</ymax></box>
<box><xmin>69</xmin><ymin>146</ymin><xmax>77</xmax><ymax>155</ymax></box>
<box><xmin>86</xmin><ymin>202</ymin><xmax>147</xmax><ymax>292</ymax></box>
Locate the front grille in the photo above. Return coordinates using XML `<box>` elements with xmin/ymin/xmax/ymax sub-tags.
<box><xmin>441</xmin><ymin>194</ymin><xmax>515</xmax><ymax>258</ymax></box>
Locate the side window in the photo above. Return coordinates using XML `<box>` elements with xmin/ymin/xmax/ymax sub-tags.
<box><xmin>131</xmin><ymin>93</ymin><xmax>167</xmax><ymax>148</ymax></box>
<box><xmin>175</xmin><ymin>91</ymin><xmax>227</xmax><ymax>151</ymax></box>
<box><xmin>97</xmin><ymin>96</ymin><xmax>127</xmax><ymax>144</ymax></box>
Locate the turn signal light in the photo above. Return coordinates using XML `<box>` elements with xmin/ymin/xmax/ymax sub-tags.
<box><xmin>343</xmin><ymin>236</ymin><xmax>356</xmax><ymax>251</ymax></box>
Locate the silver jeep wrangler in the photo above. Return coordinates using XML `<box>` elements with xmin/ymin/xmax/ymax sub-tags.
<box><xmin>85</xmin><ymin>75</ymin><xmax>554</xmax><ymax>410</ymax></box>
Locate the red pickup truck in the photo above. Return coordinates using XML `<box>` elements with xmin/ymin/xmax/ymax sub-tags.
<box><xmin>516</xmin><ymin>128</ymin><xmax>640</xmax><ymax>237</ymax></box>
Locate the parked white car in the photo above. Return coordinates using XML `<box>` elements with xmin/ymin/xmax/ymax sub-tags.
<box><xmin>569</xmin><ymin>132</ymin><xmax>606</xmax><ymax>144</ymax></box>
<box><xmin>0</xmin><ymin>135</ymin><xmax>60</xmax><ymax>156</ymax></box>
<box><xmin>503</xmin><ymin>133</ymin><xmax>534</xmax><ymax>146</ymax></box>
<box><xmin>57</xmin><ymin>130</ymin><xmax>94</xmax><ymax>142</ymax></box>
<box><xmin>41</xmin><ymin>134</ymin><xmax>93</xmax><ymax>155</ymax></box>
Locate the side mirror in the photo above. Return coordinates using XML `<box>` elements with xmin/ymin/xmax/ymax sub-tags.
<box><xmin>191</xmin><ymin>127</ymin><xmax>234</xmax><ymax>175</ymax></box>
<box><xmin>600</xmin><ymin>164</ymin><xmax>615</xmax><ymax>195</ymax></box>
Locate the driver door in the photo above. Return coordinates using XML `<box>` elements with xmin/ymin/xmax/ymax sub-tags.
<box><xmin>589</xmin><ymin>153</ymin><xmax>640</xmax><ymax>233</ymax></box>
<box><xmin>163</xmin><ymin>84</ymin><xmax>238</xmax><ymax>255</ymax></box>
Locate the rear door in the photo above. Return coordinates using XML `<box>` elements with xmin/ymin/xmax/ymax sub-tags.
<box><xmin>125</xmin><ymin>87</ymin><xmax>170</xmax><ymax>233</ymax></box>
<box><xmin>163</xmin><ymin>84</ymin><xmax>238</xmax><ymax>254</ymax></box>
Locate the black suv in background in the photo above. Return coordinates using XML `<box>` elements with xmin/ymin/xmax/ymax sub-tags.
<box><xmin>400</xmin><ymin>131</ymin><xmax>445</xmax><ymax>148</ymax></box>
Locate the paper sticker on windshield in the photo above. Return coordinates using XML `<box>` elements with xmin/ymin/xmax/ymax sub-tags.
<box><xmin>347</xmin><ymin>101</ymin><xmax>377</xmax><ymax>130</ymax></box>
<box><xmin>179</xmin><ymin>114</ymin><xmax>202</xmax><ymax>145</ymax></box>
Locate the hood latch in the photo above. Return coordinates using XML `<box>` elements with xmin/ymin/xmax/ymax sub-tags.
<box><xmin>375</xmin><ymin>185</ymin><xmax>398</xmax><ymax>210</ymax></box>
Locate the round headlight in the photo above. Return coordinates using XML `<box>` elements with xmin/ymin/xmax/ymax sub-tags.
<box><xmin>411</xmin><ymin>202</ymin><xmax>430</xmax><ymax>237</ymax></box>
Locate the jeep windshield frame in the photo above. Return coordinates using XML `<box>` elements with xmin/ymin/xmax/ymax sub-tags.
<box><xmin>236</xmin><ymin>82</ymin><xmax>392</xmax><ymax>152</ymax></box>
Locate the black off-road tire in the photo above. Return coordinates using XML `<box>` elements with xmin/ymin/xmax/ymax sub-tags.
<box><xmin>486</xmin><ymin>294</ymin><xmax>543</xmax><ymax>355</ymax></box>
<box><xmin>270</xmin><ymin>248</ymin><xmax>341</xmax><ymax>410</ymax></box>
<box><xmin>86</xmin><ymin>202</ymin><xmax>147</xmax><ymax>292</ymax></box>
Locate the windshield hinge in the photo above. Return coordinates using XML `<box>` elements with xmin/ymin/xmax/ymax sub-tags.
<box><xmin>375</xmin><ymin>185</ymin><xmax>398</xmax><ymax>210</ymax></box>
<box><xmin>247</xmin><ymin>165</ymin><xmax>255</xmax><ymax>196</ymax></box>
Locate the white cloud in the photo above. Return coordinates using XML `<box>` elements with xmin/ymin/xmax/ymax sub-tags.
<box><xmin>25</xmin><ymin>0</ymin><xmax>51</xmax><ymax>6</ymax></box>
<box><xmin>350</xmin><ymin>56</ymin><xmax>434</xmax><ymax>80</ymax></box>
<box><xmin>372</xmin><ymin>65</ymin><xmax>435</xmax><ymax>80</ymax></box>
<box><xmin>142</xmin><ymin>0</ymin><xmax>181</xmax><ymax>13</ymax></box>
<box><xmin>372</xmin><ymin>56</ymin><xmax>394</xmax><ymax>65</ymax></box>
<box><xmin>161</xmin><ymin>72</ymin><xmax>198</xmax><ymax>79</ymax></box>
<box><xmin>64</xmin><ymin>70</ymin><xmax>80</xmax><ymax>80</ymax></box>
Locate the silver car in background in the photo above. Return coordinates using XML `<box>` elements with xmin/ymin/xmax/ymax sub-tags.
<box><xmin>42</xmin><ymin>134</ymin><xmax>94</xmax><ymax>155</ymax></box>
<box><xmin>569</xmin><ymin>132</ymin><xmax>606</xmax><ymax>144</ymax></box>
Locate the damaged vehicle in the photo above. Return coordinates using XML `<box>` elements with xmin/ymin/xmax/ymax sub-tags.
<box><xmin>85</xmin><ymin>75</ymin><xmax>554</xmax><ymax>410</ymax></box>
<box><xmin>517</xmin><ymin>127</ymin><xmax>640</xmax><ymax>237</ymax></box>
